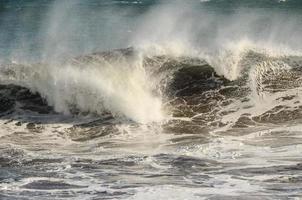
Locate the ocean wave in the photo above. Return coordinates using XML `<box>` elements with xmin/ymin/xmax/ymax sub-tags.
<box><xmin>0</xmin><ymin>46</ymin><xmax>301</xmax><ymax>127</ymax></box>
<box><xmin>1</xmin><ymin>0</ymin><xmax>302</xmax><ymax>126</ymax></box>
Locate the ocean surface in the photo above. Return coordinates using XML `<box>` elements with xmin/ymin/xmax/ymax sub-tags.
<box><xmin>0</xmin><ymin>0</ymin><xmax>302</xmax><ymax>199</ymax></box>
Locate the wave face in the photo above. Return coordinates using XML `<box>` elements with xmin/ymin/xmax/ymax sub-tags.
<box><xmin>0</xmin><ymin>0</ymin><xmax>302</xmax><ymax>199</ymax></box>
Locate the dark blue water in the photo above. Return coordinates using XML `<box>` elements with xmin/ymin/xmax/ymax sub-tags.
<box><xmin>1</xmin><ymin>0</ymin><xmax>302</xmax><ymax>60</ymax></box>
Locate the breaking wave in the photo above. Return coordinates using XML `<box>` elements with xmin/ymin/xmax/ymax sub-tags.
<box><xmin>1</xmin><ymin>1</ymin><xmax>302</xmax><ymax>199</ymax></box>
<box><xmin>0</xmin><ymin>44</ymin><xmax>301</xmax><ymax>127</ymax></box>
<box><xmin>0</xmin><ymin>0</ymin><xmax>302</xmax><ymax>126</ymax></box>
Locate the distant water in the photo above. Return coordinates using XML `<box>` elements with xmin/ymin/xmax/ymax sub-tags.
<box><xmin>0</xmin><ymin>0</ymin><xmax>302</xmax><ymax>199</ymax></box>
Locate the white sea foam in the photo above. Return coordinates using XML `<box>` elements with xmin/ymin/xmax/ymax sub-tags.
<box><xmin>0</xmin><ymin>56</ymin><xmax>165</xmax><ymax>123</ymax></box>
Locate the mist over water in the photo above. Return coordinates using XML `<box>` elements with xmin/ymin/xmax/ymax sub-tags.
<box><xmin>0</xmin><ymin>0</ymin><xmax>302</xmax><ymax>199</ymax></box>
